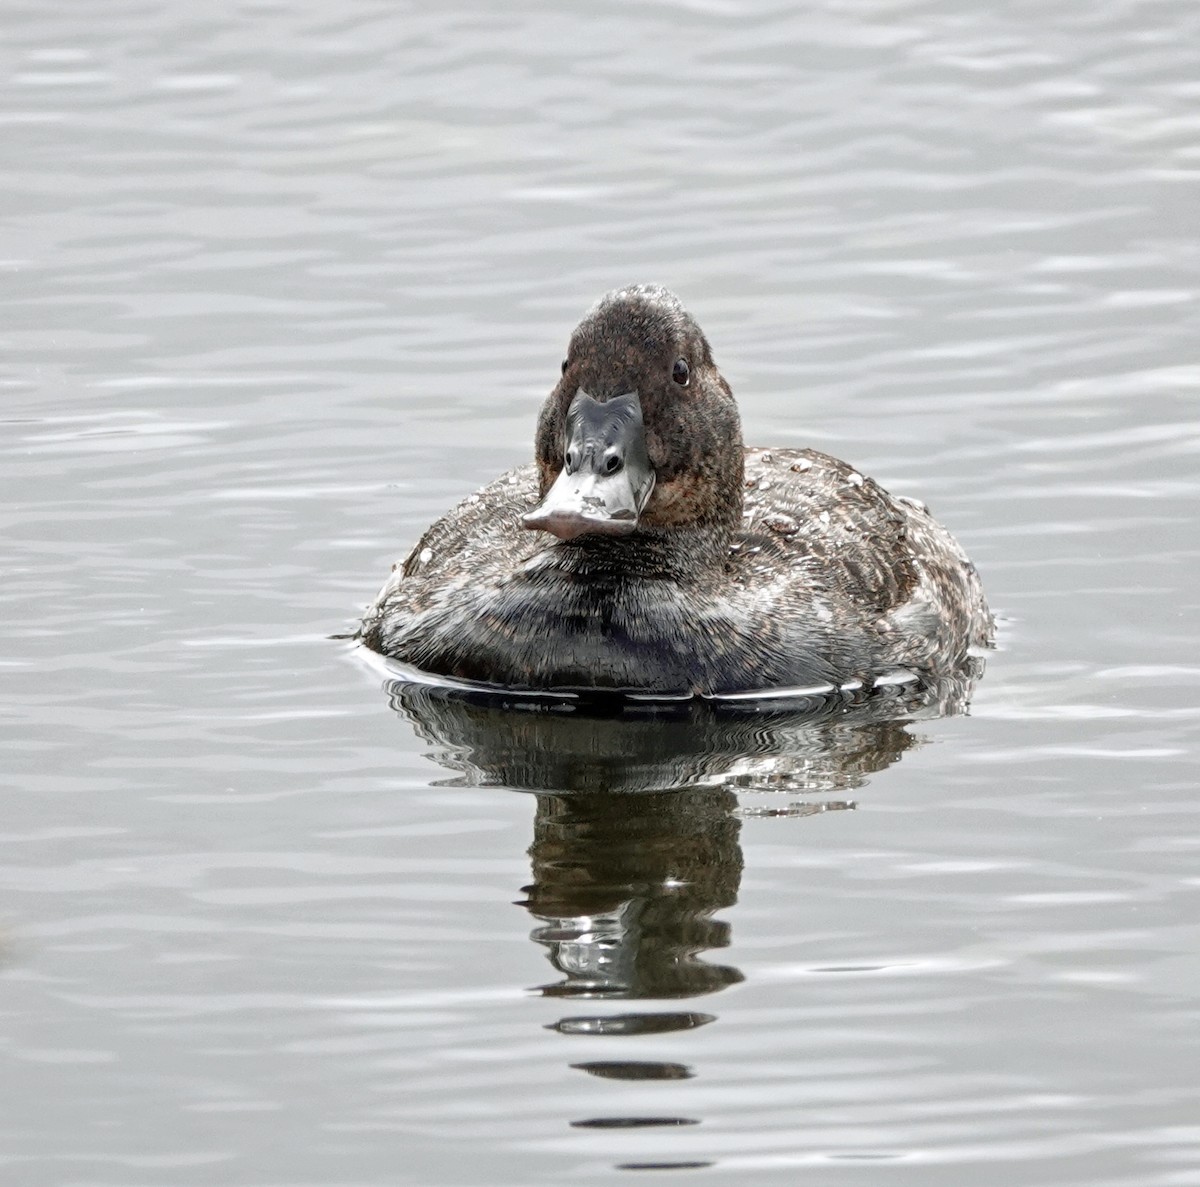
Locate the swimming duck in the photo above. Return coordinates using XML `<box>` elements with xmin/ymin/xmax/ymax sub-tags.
<box><xmin>359</xmin><ymin>285</ymin><xmax>991</xmax><ymax>695</ymax></box>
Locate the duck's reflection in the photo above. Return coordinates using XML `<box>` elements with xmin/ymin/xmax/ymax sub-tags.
<box><xmin>385</xmin><ymin>675</ymin><xmax>976</xmax><ymax>998</ymax></box>
<box><xmin>382</xmin><ymin>669</ymin><xmax>980</xmax><ymax>1157</ymax></box>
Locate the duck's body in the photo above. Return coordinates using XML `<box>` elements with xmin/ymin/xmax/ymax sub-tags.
<box><xmin>360</xmin><ymin>287</ymin><xmax>991</xmax><ymax>695</ymax></box>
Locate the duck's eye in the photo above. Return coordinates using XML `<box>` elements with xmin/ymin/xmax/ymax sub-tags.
<box><xmin>561</xmin><ymin>358</ymin><xmax>569</xmax><ymax>376</ymax></box>
<box><xmin>672</xmin><ymin>358</ymin><xmax>690</xmax><ymax>387</ymax></box>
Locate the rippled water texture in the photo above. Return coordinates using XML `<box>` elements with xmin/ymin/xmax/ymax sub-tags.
<box><xmin>3</xmin><ymin>1</ymin><xmax>1199</xmax><ymax>1183</ymax></box>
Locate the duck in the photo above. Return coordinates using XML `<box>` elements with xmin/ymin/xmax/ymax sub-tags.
<box><xmin>358</xmin><ymin>285</ymin><xmax>992</xmax><ymax>696</ymax></box>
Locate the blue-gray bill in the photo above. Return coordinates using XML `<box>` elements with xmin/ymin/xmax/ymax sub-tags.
<box><xmin>522</xmin><ymin>390</ymin><xmax>656</xmax><ymax>541</ymax></box>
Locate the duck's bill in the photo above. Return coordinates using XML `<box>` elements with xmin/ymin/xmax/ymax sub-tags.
<box><xmin>522</xmin><ymin>466</ymin><xmax>655</xmax><ymax>540</ymax></box>
<box><xmin>521</xmin><ymin>390</ymin><xmax>655</xmax><ymax>542</ymax></box>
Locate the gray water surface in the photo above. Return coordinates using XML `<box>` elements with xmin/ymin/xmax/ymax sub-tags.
<box><xmin>3</xmin><ymin>1</ymin><xmax>1199</xmax><ymax>1184</ymax></box>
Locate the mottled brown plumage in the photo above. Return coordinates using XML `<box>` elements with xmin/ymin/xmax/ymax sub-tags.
<box><xmin>359</xmin><ymin>286</ymin><xmax>992</xmax><ymax>695</ymax></box>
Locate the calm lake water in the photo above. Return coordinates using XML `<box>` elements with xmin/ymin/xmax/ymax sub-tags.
<box><xmin>3</xmin><ymin>1</ymin><xmax>1199</xmax><ymax>1183</ymax></box>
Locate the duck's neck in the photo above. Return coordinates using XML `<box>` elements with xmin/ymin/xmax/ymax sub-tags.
<box><xmin>531</xmin><ymin>522</ymin><xmax>734</xmax><ymax>585</ymax></box>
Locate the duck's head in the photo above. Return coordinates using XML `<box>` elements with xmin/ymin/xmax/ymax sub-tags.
<box><xmin>523</xmin><ymin>285</ymin><xmax>744</xmax><ymax>543</ymax></box>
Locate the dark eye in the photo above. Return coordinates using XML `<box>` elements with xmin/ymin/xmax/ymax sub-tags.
<box><xmin>561</xmin><ymin>358</ymin><xmax>569</xmax><ymax>375</ymax></box>
<box><xmin>672</xmin><ymin>358</ymin><xmax>690</xmax><ymax>386</ymax></box>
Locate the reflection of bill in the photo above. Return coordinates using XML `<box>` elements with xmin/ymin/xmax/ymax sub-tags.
<box><xmin>524</xmin><ymin>787</ymin><xmax>744</xmax><ymax>1001</ymax></box>
<box><xmin>526</xmin><ymin>787</ymin><xmax>740</xmax><ymax>1147</ymax></box>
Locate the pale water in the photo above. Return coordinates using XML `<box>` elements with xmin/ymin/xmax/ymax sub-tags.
<box><xmin>2</xmin><ymin>1</ymin><xmax>1199</xmax><ymax>1184</ymax></box>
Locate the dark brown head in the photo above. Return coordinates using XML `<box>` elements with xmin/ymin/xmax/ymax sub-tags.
<box><xmin>524</xmin><ymin>286</ymin><xmax>745</xmax><ymax>544</ymax></box>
